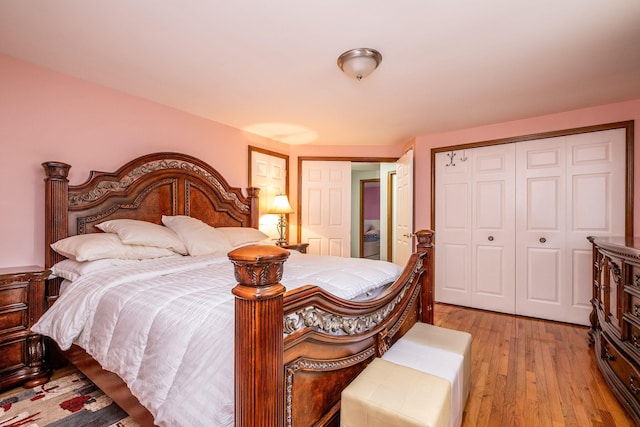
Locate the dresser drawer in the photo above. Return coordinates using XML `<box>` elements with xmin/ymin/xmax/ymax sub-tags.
<box><xmin>0</xmin><ymin>284</ymin><xmax>27</xmax><ymax>309</ymax></box>
<box><xmin>627</xmin><ymin>293</ymin><xmax>640</xmax><ymax>319</ymax></box>
<box><xmin>601</xmin><ymin>333</ymin><xmax>640</xmax><ymax>403</ymax></box>
<box><xmin>629</xmin><ymin>265</ymin><xmax>640</xmax><ymax>288</ymax></box>
<box><xmin>628</xmin><ymin>321</ymin><xmax>640</xmax><ymax>353</ymax></box>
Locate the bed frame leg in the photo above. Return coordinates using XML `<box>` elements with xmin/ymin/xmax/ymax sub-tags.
<box><xmin>415</xmin><ymin>230</ymin><xmax>435</xmax><ymax>324</ymax></box>
<box><xmin>230</xmin><ymin>245</ymin><xmax>290</xmax><ymax>427</ymax></box>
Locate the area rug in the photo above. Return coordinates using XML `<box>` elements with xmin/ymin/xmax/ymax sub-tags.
<box><xmin>0</xmin><ymin>371</ymin><xmax>140</xmax><ymax>427</ymax></box>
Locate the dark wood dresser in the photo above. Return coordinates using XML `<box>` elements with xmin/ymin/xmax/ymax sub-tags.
<box><xmin>589</xmin><ymin>236</ymin><xmax>640</xmax><ymax>424</ymax></box>
<box><xmin>0</xmin><ymin>265</ymin><xmax>51</xmax><ymax>390</ymax></box>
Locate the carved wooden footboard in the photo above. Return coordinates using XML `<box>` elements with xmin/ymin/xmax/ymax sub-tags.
<box><xmin>230</xmin><ymin>230</ymin><xmax>434</xmax><ymax>427</ymax></box>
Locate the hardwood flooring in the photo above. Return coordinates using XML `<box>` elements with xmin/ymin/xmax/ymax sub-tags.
<box><xmin>435</xmin><ymin>303</ymin><xmax>637</xmax><ymax>427</ymax></box>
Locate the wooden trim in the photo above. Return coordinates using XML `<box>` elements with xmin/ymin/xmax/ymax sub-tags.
<box><xmin>430</xmin><ymin>120</ymin><xmax>635</xmax><ymax>236</ymax></box>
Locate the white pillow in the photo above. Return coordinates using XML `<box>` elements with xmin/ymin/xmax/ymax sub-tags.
<box><xmin>51</xmin><ymin>258</ymin><xmax>137</xmax><ymax>281</ymax></box>
<box><xmin>96</xmin><ymin>219</ymin><xmax>187</xmax><ymax>255</ymax></box>
<box><xmin>162</xmin><ymin>215</ymin><xmax>232</xmax><ymax>256</ymax></box>
<box><xmin>217</xmin><ymin>226</ymin><xmax>271</xmax><ymax>247</ymax></box>
<box><xmin>51</xmin><ymin>233</ymin><xmax>177</xmax><ymax>262</ymax></box>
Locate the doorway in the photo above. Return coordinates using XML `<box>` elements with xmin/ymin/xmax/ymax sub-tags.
<box><xmin>360</xmin><ymin>179</ymin><xmax>381</xmax><ymax>259</ymax></box>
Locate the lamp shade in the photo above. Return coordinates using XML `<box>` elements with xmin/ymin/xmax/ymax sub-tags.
<box><xmin>269</xmin><ymin>194</ymin><xmax>293</xmax><ymax>214</ymax></box>
<box><xmin>337</xmin><ymin>48</ymin><xmax>382</xmax><ymax>81</ymax></box>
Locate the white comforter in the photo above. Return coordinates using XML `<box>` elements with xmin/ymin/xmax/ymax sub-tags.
<box><xmin>32</xmin><ymin>253</ymin><xmax>402</xmax><ymax>426</ymax></box>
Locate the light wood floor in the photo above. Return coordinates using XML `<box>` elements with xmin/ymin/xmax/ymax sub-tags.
<box><xmin>435</xmin><ymin>303</ymin><xmax>637</xmax><ymax>427</ymax></box>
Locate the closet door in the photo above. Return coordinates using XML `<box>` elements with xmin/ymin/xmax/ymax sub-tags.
<box><xmin>435</xmin><ymin>127</ymin><xmax>626</xmax><ymax>325</ymax></box>
<box><xmin>435</xmin><ymin>144</ymin><xmax>516</xmax><ymax>313</ymax></box>
<box><xmin>514</xmin><ymin>137</ymin><xmax>567</xmax><ymax>322</ymax></box>
<box><xmin>515</xmin><ymin>129</ymin><xmax>626</xmax><ymax>325</ymax></box>
<box><xmin>435</xmin><ymin>150</ymin><xmax>473</xmax><ymax>306</ymax></box>
<box><xmin>471</xmin><ymin>145</ymin><xmax>516</xmax><ymax>313</ymax></box>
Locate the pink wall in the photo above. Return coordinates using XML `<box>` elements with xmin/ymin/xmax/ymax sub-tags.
<box><xmin>412</xmin><ymin>99</ymin><xmax>640</xmax><ymax>235</ymax></box>
<box><xmin>0</xmin><ymin>54</ymin><xmax>291</xmax><ymax>268</ymax></box>
<box><xmin>2</xmin><ymin>52</ymin><xmax>639</xmax><ymax>268</ymax></box>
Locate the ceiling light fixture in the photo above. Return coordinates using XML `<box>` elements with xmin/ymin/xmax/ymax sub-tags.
<box><xmin>337</xmin><ymin>48</ymin><xmax>382</xmax><ymax>81</ymax></box>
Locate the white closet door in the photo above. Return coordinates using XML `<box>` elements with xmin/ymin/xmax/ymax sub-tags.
<box><xmin>300</xmin><ymin>161</ymin><xmax>351</xmax><ymax>256</ymax></box>
<box><xmin>564</xmin><ymin>129</ymin><xmax>626</xmax><ymax>324</ymax></box>
<box><xmin>471</xmin><ymin>145</ymin><xmax>516</xmax><ymax>313</ymax></box>
<box><xmin>515</xmin><ymin>129</ymin><xmax>625</xmax><ymax>325</ymax></box>
<box><xmin>515</xmin><ymin>137</ymin><xmax>567</xmax><ymax>322</ymax></box>
<box><xmin>435</xmin><ymin>127</ymin><xmax>626</xmax><ymax>325</ymax></box>
<box><xmin>435</xmin><ymin>150</ymin><xmax>473</xmax><ymax>306</ymax></box>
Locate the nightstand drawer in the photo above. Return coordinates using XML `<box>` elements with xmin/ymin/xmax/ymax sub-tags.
<box><xmin>0</xmin><ymin>339</ymin><xmax>26</xmax><ymax>373</ymax></box>
<box><xmin>0</xmin><ymin>285</ymin><xmax>27</xmax><ymax>309</ymax></box>
<box><xmin>0</xmin><ymin>266</ymin><xmax>50</xmax><ymax>390</ymax></box>
<box><xmin>0</xmin><ymin>310</ymin><xmax>27</xmax><ymax>335</ymax></box>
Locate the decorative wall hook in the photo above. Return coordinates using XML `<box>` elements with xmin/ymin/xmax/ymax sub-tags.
<box><xmin>446</xmin><ymin>151</ymin><xmax>456</xmax><ymax>167</ymax></box>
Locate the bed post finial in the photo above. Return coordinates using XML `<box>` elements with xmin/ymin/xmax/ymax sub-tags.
<box><xmin>229</xmin><ymin>244</ymin><xmax>289</xmax><ymax>427</ymax></box>
<box><xmin>415</xmin><ymin>230</ymin><xmax>435</xmax><ymax>324</ymax></box>
<box><xmin>42</xmin><ymin>162</ymin><xmax>71</xmax><ymax>268</ymax></box>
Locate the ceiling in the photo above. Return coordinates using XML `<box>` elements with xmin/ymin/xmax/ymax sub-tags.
<box><xmin>1</xmin><ymin>1</ymin><xmax>640</xmax><ymax>147</ymax></box>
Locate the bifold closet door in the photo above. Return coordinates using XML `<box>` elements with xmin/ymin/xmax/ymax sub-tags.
<box><xmin>435</xmin><ymin>144</ymin><xmax>515</xmax><ymax>313</ymax></box>
<box><xmin>435</xmin><ymin>128</ymin><xmax>626</xmax><ymax>325</ymax></box>
<box><xmin>514</xmin><ymin>129</ymin><xmax>626</xmax><ymax>325</ymax></box>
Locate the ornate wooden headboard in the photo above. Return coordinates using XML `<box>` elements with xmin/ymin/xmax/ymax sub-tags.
<box><xmin>42</xmin><ymin>152</ymin><xmax>259</xmax><ymax>269</ymax></box>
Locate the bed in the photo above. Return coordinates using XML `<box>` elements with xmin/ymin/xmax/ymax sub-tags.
<box><xmin>36</xmin><ymin>152</ymin><xmax>435</xmax><ymax>426</ymax></box>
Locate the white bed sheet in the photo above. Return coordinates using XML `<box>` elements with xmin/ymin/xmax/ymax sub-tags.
<box><xmin>33</xmin><ymin>252</ymin><xmax>402</xmax><ymax>427</ymax></box>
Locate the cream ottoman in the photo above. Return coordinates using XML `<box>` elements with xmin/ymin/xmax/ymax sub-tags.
<box><xmin>340</xmin><ymin>358</ymin><xmax>451</xmax><ymax>427</ymax></box>
<box><xmin>382</xmin><ymin>322</ymin><xmax>472</xmax><ymax>427</ymax></box>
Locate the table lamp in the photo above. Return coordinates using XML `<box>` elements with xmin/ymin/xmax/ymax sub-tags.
<box><xmin>269</xmin><ymin>194</ymin><xmax>293</xmax><ymax>245</ymax></box>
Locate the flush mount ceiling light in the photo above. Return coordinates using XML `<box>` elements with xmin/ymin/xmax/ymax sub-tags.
<box><xmin>337</xmin><ymin>48</ymin><xmax>382</xmax><ymax>81</ymax></box>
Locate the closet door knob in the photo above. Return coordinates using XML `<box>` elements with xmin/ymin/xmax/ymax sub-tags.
<box><xmin>539</xmin><ymin>237</ymin><xmax>547</xmax><ymax>243</ymax></box>
<box><xmin>488</xmin><ymin>236</ymin><xmax>494</xmax><ymax>241</ymax></box>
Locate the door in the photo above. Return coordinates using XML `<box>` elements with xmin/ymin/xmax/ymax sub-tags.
<box><xmin>434</xmin><ymin>149</ymin><xmax>472</xmax><ymax>306</ymax></box>
<box><xmin>435</xmin><ymin>127</ymin><xmax>627</xmax><ymax>325</ymax></box>
<box><xmin>471</xmin><ymin>145</ymin><xmax>516</xmax><ymax>313</ymax></box>
<box><xmin>435</xmin><ymin>145</ymin><xmax>516</xmax><ymax>312</ymax></box>
<box><xmin>515</xmin><ymin>129</ymin><xmax>626</xmax><ymax>324</ymax></box>
<box><xmin>300</xmin><ymin>161</ymin><xmax>351</xmax><ymax>256</ymax></box>
<box><xmin>394</xmin><ymin>149</ymin><xmax>413</xmax><ymax>266</ymax></box>
<box><xmin>250</xmin><ymin>149</ymin><xmax>288</xmax><ymax>240</ymax></box>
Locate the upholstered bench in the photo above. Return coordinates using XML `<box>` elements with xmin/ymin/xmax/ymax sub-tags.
<box><xmin>341</xmin><ymin>357</ymin><xmax>451</xmax><ymax>427</ymax></box>
<box><xmin>341</xmin><ymin>322</ymin><xmax>472</xmax><ymax>427</ymax></box>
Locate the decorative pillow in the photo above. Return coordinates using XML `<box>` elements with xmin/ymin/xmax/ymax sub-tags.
<box><xmin>216</xmin><ymin>226</ymin><xmax>271</xmax><ymax>247</ymax></box>
<box><xmin>95</xmin><ymin>219</ymin><xmax>188</xmax><ymax>255</ymax></box>
<box><xmin>51</xmin><ymin>233</ymin><xmax>177</xmax><ymax>262</ymax></box>
<box><xmin>162</xmin><ymin>215</ymin><xmax>232</xmax><ymax>256</ymax></box>
<box><xmin>51</xmin><ymin>258</ymin><xmax>137</xmax><ymax>281</ymax></box>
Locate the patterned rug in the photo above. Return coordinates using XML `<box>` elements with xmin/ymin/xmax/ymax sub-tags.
<box><xmin>0</xmin><ymin>371</ymin><xmax>140</xmax><ymax>427</ymax></box>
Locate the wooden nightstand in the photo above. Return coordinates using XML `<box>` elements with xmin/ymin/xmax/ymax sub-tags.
<box><xmin>0</xmin><ymin>266</ymin><xmax>51</xmax><ymax>391</ymax></box>
<box><xmin>278</xmin><ymin>243</ymin><xmax>309</xmax><ymax>254</ymax></box>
